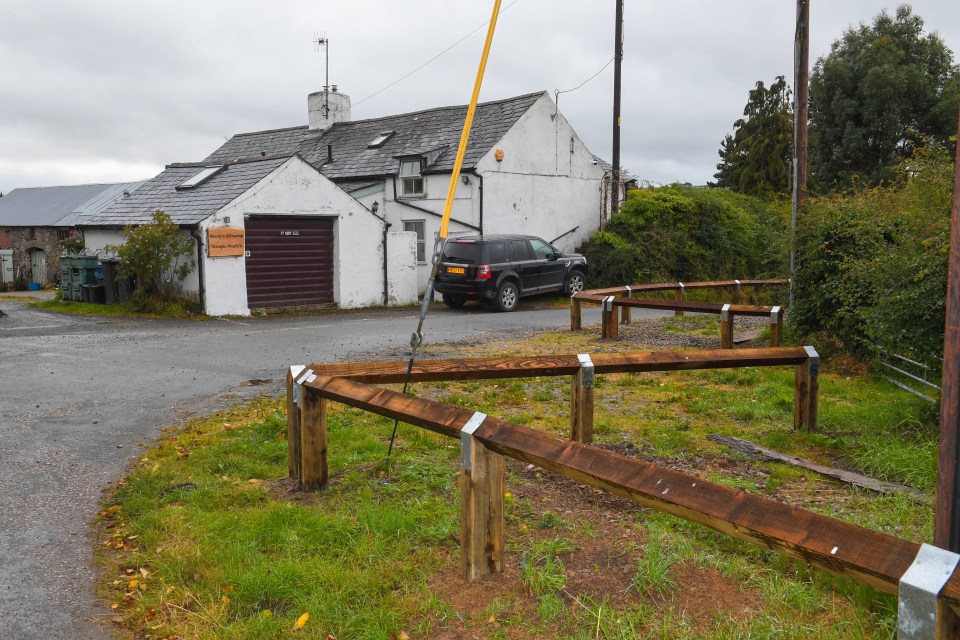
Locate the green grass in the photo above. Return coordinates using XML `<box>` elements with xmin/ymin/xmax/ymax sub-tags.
<box><xmin>96</xmin><ymin>324</ymin><xmax>937</xmax><ymax>639</ymax></box>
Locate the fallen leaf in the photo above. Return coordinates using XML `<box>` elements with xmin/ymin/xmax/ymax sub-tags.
<box><xmin>399</xmin><ymin>632</ymin><xmax>410</xmax><ymax>640</ymax></box>
<box><xmin>139</xmin><ymin>568</ymin><xmax>149</xmax><ymax>579</ymax></box>
<box><xmin>127</xmin><ymin>579</ymin><xmax>139</xmax><ymax>590</ymax></box>
<box><xmin>223</xmin><ymin>585</ymin><xmax>234</xmax><ymax>593</ymax></box>
<box><xmin>293</xmin><ymin>612</ymin><xmax>309</xmax><ymax>630</ymax></box>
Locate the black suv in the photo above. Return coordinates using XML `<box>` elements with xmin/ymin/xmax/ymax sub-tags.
<box><xmin>434</xmin><ymin>234</ymin><xmax>588</xmax><ymax>312</ymax></box>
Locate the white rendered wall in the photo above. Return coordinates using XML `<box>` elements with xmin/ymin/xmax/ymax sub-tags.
<box><xmin>199</xmin><ymin>157</ymin><xmax>388</xmax><ymax>315</ymax></box>
<box><xmin>82</xmin><ymin>228</ymin><xmax>201</xmax><ymax>296</ymax></box>
<box><xmin>386</xmin><ymin>230</ymin><xmax>417</xmax><ymax>305</ymax></box>
<box><xmin>475</xmin><ymin>93</ymin><xmax>604</xmax><ymax>253</ymax></box>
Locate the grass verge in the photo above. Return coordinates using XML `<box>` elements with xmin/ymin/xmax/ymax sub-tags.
<box><xmin>96</xmin><ymin>318</ymin><xmax>934</xmax><ymax>638</ymax></box>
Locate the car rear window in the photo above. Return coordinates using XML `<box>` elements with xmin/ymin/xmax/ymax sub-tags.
<box><xmin>441</xmin><ymin>242</ymin><xmax>480</xmax><ymax>263</ymax></box>
<box><xmin>488</xmin><ymin>242</ymin><xmax>507</xmax><ymax>263</ymax></box>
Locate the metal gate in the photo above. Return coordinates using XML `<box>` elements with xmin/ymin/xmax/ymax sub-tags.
<box><xmin>244</xmin><ymin>217</ymin><xmax>334</xmax><ymax>309</ymax></box>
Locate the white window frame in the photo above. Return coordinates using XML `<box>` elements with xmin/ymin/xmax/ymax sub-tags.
<box><xmin>399</xmin><ymin>158</ymin><xmax>425</xmax><ymax>197</ymax></box>
<box><xmin>403</xmin><ymin>219</ymin><xmax>426</xmax><ymax>264</ymax></box>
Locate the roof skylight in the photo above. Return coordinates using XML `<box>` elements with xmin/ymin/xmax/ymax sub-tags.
<box><xmin>367</xmin><ymin>131</ymin><xmax>395</xmax><ymax>148</ymax></box>
<box><xmin>176</xmin><ymin>165</ymin><xmax>225</xmax><ymax>190</ymax></box>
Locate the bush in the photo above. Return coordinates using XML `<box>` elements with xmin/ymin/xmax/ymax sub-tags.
<box><xmin>585</xmin><ymin>185</ymin><xmax>786</xmax><ymax>287</ymax></box>
<box><xmin>105</xmin><ymin>210</ymin><xmax>197</xmax><ymax>303</ymax></box>
<box><xmin>791</xmin><ymin>147</ymin><xmax>954</xmax><ymax>361</ymax></box>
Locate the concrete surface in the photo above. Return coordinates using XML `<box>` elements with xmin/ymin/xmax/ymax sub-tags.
<box><xmin>0</xmin><ymin>296</ymin><xmax>660</xmax><ymax>638</ymax></box>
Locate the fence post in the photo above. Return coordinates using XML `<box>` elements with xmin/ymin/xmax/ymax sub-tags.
<box><xmin>298</xmin><ymin>376</ymin><xmax>329</xmax><ymax>490</ymax></box>
<box><xmin>288</xmin><ymin>365</ymin><xmax>306</xmax><ymax>481</ymax></box>
<box><xmin>720</xmin><ymin>304</ymin><xmax>734</xmax><ymax>349</ymax></box>
<box><xmin>794</xmin><ymin>346</ymin><xmax>819</xmax><ymax>431</ymax></box>
<box><xmin>570</xmin><ymin>354</ymin><xmax>595</xmax><ymax>443</ymax></box>
<box><xmin>570</xmin><ymin>295</ymin><xmax>582</xmax><ymax>331</ymax></box>
<box><xmin>733</xmin><ymin>279</ymin><xmax>742</xmax><ymax>304</ymax></box>
<box><xmin>621</xmin><ymin>286</ymin><xmax>632</xmax><ymax>324</ymax></box>
<box><xmin>601</xmin><ymin>296</ymin><xmax>618</xmax><ymax>339</ymax></box>
<box><xmin>675</xmin><ymin>283</ymin><xmax>685</xmax><ymax>317</ymax></box>
<box><xmin>460</xmin><ymin>412</ymin><xmax>505</xmax><ymax>582</ymax></box>
<box><xmin>897</xmin><ymin>543</ymin><xmax>960</xmax><ymax>639</ymax></box>
<box><xmin>770</xmin><ymin>306</ymin><xmax>783</xmax><ymax>347</ymax></box>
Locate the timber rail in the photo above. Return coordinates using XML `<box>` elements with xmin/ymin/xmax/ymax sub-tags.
<box><xmin>285</xmin><ymin>366</ymin><xmax>960</xmax><ymax>632</ymax></box>
<box><xmin>570</xmin><ymin>279</ymin><xmax>788</xmax><ymax>346</ymax></box>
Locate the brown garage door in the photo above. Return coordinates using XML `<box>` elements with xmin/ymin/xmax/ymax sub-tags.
<box><xmin>245</xmin><ymin>217</ymin><xmax>334</xmax><ymax>308</ymax></box>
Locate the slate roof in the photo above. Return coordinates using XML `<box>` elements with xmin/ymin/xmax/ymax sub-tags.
<box><xmin>203</xmin><ymin>92</ymin><xmax>547</xmax><ymax>180</ymax></box>
<box><xmin>84</xmin><ymin>156</ymin><xmax>290</xmax><ymax>226</ymax></box>
<box><xmin>0</xmin><ymin>183</ymin><xmax>118</xmax><ymax>226</ymax></box>
<box><xmin>57</xmin><ymin>182</ymin><xmax>146</xmax><ymax>227</ymax></box>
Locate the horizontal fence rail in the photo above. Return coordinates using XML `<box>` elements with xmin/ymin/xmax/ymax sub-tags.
<box><xmin>299</xmin><ymin>346</ymin><xmax>819</xmax><ymax>443</ymax></box>
<box><xmin>288</xmin><ymin>372</ymin><xmax>960</xmax><ymax>628</ymax></box>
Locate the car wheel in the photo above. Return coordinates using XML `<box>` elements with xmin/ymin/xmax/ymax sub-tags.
<box><xmin>443</xmin><ymin>294</ymin><xmax>466</xmax><ymax>308</ymax></box>
<box><xmin>495</xmin><ymin>281</ymin><xmax>519</xmax><ymax>312</ymax></box>
<box><xmin>564</xmin><ymin>270</ymin><xmax>586</xmax><ymax>296</ymax></box>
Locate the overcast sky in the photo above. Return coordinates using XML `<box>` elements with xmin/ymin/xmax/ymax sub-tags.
<box><xmin>0</xmin><ymin>1</ymin><xmax>957</xmax><ymax>196</ymax></box>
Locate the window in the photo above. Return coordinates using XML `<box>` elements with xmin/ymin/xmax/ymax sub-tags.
<box><xmin>509</xmin><ymin>239</ymin><xmax>533</xmax><ymax>261</ymax></box>
<box><xmin>368</xmin><ymin>131</ymin><xmax>395</xmax><ymax>148</ymax></box>
<box><xmin>530</xmin><ymin>238</ymin><xmax>556</xmax><ymax>260</ymax></box>
<box><xmin>403</xmin><ymin>220</ymin><xmax>426</xmax><ymax>263</ymax></box>
<box><xmin>399</xmin><ymin>159</ymin><xmax>424</xmax><ymax>197</ymax></box>
<box><xmin>176</xmin><ymin>165</ymin><xmax>225</xmax><ymax>190</ymax></box>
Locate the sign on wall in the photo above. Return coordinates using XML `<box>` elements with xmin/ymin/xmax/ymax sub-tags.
<box><xmin>207</xmin><ymin>227</ymin><xmax>245</xmax><ymax>257</ymax></box>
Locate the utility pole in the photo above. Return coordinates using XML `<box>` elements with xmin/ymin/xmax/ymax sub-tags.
<box><xmin>611</xmin><ymin>0</ymin><xmax>624</xmax><ymax>216</ymax></box>
<box><xmin>936</xmin><ymin>105</ymin><xmax>960</xmax><ymax>552</ymax></box>
<box><xmin>790</xmin><ymin>0</ymin><xmax>809</xmax><ymax>307</ymax></box>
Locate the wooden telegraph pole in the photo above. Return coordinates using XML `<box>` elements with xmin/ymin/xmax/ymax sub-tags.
<box><xmin>790</xmin><ymin>0</ymin><xmax>809</xmax><ymax>308</ymax></box>
<box><xmin>936</xmin><ymin>106</ymin><xmax>960</xmax><ymax>552</ymax></box>
<box><xmin>611</xmin><ymin>0</ymin><xmax>624</xmax><ymax>216</ymax></box>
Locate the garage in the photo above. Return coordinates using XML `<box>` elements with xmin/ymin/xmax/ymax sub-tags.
<box><xmin>245</xmin><ymin>216</ymin><xmax>335</xmax><ymax>309</ymax></box>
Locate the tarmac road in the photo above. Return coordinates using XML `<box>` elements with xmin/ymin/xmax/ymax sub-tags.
<box><xmin>0</xmin><ymin>296</ymin><xmax>660</xmax><ymax>638</ymax></box>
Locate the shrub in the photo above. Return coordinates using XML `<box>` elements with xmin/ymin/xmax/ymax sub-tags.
<box><xmin>105</xmin><ymin>211</ymin><xmax>196</xmax><ymax>303</ymax></box>
<box><xmin>585</xmin><ymin>185</ymin><xmax>786</xmax><ymax>287</ymax></box>
<box><xmin>791</xmin><ymin>146</ymin><xmax>954</xmax><ymax>361</ymax></box>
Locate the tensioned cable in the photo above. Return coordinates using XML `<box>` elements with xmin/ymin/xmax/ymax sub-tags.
<box><xmin>386</xmin><ymin>0</ymin><xmax>504</xmax><ymax>461</ymax></box>
<box><xmin>354</xmin><ymin>0</ymin><xmax>520</xmax><ymax>110</ymax></box>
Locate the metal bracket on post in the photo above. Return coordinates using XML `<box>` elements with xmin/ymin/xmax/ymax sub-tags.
<box><xmin>625</xmin><ymin>285</ymin><xmax>632</xmax><ymax>297</ymax></box>
<box><xmin>294</xmin><ymin>368</ymin><xmax>316</xmax><ymax>407</ymax></box>
<box><xmin>898</xmin><ymin>543</ymin><xmax>960</xmax><ymax>639</ymax></box>
<box><xmin>770</xmin><ymin>305</ymin><xmax>781</xmax><ymax>322</ymax></box>
<box><xmin>734</xmin><ymin>279</ymin><xmax>742</xmax><ymax>302</ymax></box>
<box><xmin>460</xmin><ymin>412</ymin><xmax>488</xmax><ymax>471</ymax></box>
<box><xmin>804</xmin><ymin>345</ymin><xmax>820</xmax><ymax>377</ymax></box>
<box><xmin>603</xmin><ymin>295</ymin><xmax>614</xmax><ymax>312</ymax></box>
<box><xmin>577</xmin><ymin>353</ymin><xmax>595</xmax><ymax>389</ymax></box>
<box><xmin>721</xmin><ymin>303</ymin><xmax>731</xmax><ymax>322</ymax></box>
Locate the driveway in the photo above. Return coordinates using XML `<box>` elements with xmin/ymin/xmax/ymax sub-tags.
<box><xmin>0</xmin><ymin>296</ymin><xmax>660</xmax><ymax>638</ymax></box>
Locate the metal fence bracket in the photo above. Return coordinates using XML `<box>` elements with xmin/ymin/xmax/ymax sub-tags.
<box><xmin>460</xmin><ymin>412</ymin><xmax>488</xmax><ymax>471</ymax></box>
<box><xmin>898</xmin><ymin>543</ymin><xmax>960</xmax><ymax>639</ymax></box>
<box><xmin>294</xmin><ymin>368</ymin><xmax>315</xmax><ymax>407</ymax></box>
<box><xmin>577</xmin><ymin>353</ymin><xmax>595</xmax><ymax>388</ymax></box>
<box><xmin>804</xmin><ymin>345</ymin><xmax>820</xmax><ymax>377</ymax></box>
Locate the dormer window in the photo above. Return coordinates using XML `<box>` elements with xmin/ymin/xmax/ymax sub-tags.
<box><xmin>399</xmin><ymin>159</ymin><xmax>424</xmax><ymax>197</ymax></box>
<box><xmin>176</xmin><ymin>165</ymin><xmax>225</xmax><ymax>190</ymax></box>
<box><xmin>368</xmin><ymin>131</ymin><xmax>395</xmax><ymax>148</ymax></box>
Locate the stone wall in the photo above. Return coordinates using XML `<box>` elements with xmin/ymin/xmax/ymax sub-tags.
<box><xmin>11</xmin><ymin>227</ymin><xmax>65</xmax><ymax>285</ymax></box>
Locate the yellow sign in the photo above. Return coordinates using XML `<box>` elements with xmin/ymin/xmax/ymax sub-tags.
<box><xmin>207</xmin><ymin>227</ymin><xmax>245</xmax><ymax>257</ymax></box>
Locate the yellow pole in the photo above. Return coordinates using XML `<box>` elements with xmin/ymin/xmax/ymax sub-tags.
<box><xmin>438</xmin><ymin>0</ymin><xmax>503</xmax><ymax>239</ymax></box>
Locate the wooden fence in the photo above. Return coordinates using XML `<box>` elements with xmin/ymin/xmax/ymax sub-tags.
<box><xmin>571</xmin><ymin>279</ymin><xmax>788</xmax><ymax>347</ymax></box>
<box><xmin>285</xmin><ymin>366</ymin><xmax>960</xmax><ymax>634</ymax></box>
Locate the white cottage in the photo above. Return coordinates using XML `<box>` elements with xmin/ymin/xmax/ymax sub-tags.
<box><xmin>81</xmin><ymin>155</ymin><xmax>416</xmax><ymax>316</ymax></box>
<box><xmin>205</xmin><ymin>90</ymin><xmax>613</xmax><ymax>293</ymax></box>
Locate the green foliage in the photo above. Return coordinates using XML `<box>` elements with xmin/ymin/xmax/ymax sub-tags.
<box><xmin>60</xmin><ymin>230</ymin><xmax>85</xmax><ymax>254</ymax></box>
<box><xmin>809</xmin><ymin>5</ymin><xmax>960</xmax><ymax>191</ymax></box>
<box><xmin>791</xmin><ymin>146</ymin><xmax>954</xmax><ymax>361</ymax></box>
<box><xmin>714</xmin><ymin>76</ymin><xmax>793</xmax><ymax>196</ymax></box>
<box><xmin>105</xmin><ymin>210</ymin><xmax>196</xmax><ymax>302</ymax></box>
<box><xmin>585</xmin><ymin>185</ymin><xmax>786</xmax><ymax>287</ymax></box>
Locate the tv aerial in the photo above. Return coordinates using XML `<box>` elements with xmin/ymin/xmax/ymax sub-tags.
<box><xmin>313</xmin><ymin>32</ymin><xmax>330</xmax><ymax>118</ymax></box>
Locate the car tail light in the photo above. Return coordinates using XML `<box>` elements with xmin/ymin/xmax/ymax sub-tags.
<box><xmin>476</xmin><ymin>264</ymin><xmax>491</xmax><ymax>279</ymax></box>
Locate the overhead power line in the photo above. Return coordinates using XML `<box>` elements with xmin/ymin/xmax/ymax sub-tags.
<box><xmin>353</xmin><ymin>0</ymin><xmax>521</xmax><ymax>109</ymax></box>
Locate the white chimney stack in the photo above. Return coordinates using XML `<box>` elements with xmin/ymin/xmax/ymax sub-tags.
<box><xmin>308</xmin><ymin>89</ymin><xmax>351</xmax><ymax>131</ymax></box>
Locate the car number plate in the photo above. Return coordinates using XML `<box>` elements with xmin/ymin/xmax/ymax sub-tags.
<box><xmin>447</xmin><ymin>266</ymin><xmax>465</xmax><ymax>274</ymax></box>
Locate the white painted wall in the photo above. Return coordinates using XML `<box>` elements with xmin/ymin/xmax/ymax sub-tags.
<box><xmin>202</xmin><ymin>156</ymin><xmax>388</xmax><ymax>315</ymax></box>
<box><xmin>475</xmin><ymin>93</ymin><xmax>605</xmax><ymax>253</ymax></box>
<box><xmin>386</xmin><ymin>230</ymin><xmax>417</xmax><ymax>305</ymax></box>
<box><xmin>83</xmin><ymin>228</ymin><xmax>201</xmax><ymax>295</ymax></box>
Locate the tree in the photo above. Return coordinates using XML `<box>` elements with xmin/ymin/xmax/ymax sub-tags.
<box><xmin>105</xmin><ymin>210</ymin><xmax>196</xmax><ymax>301</ymax></box>
<box><xmin>809</xmin><ymin>4</ymin><xmax>960</xmax><ymax>190</ymax></box>
<box><xmin>713</xmin><ymin>76</ymin><xmax>793</xmax><ymax>196</ymax></box>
